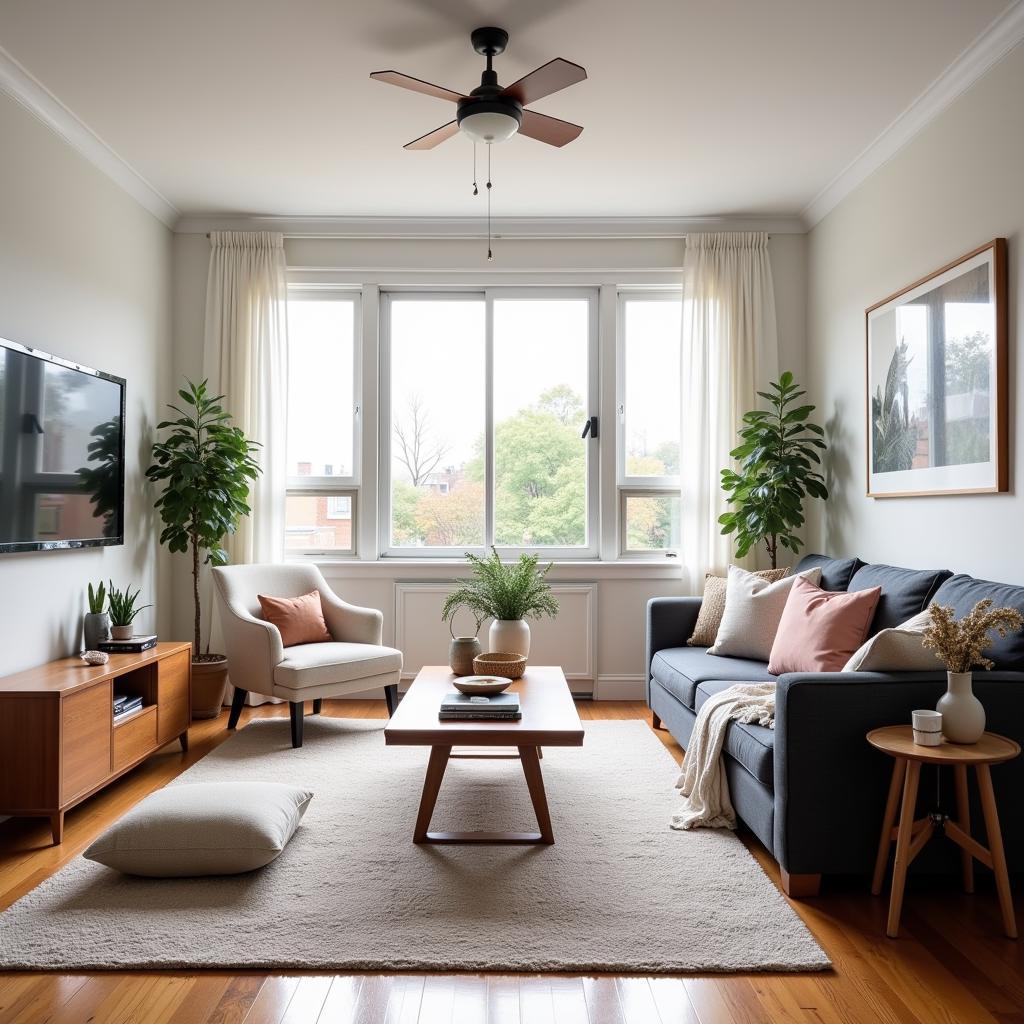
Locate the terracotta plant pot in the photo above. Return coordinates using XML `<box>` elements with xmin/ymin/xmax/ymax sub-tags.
<box><xmin>191</xmin><ymin>655</ymin><xmax>229</xmax><ymax>719</ymax></box>
<box><xmin>110</xmin><ymin>624</ymin><xmax>134</xmax><ymax>641</ymax></box>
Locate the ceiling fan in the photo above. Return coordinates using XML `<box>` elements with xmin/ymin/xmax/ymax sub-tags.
<box><xmin>370</xmin><ymin>26</ymin><xmax>587</xmax><ymax>150</ymax></box>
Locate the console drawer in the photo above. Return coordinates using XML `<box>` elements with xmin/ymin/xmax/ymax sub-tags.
<box><xmin>112</xmin><ymin>706</ymin><xmax>157</xmax><ymax>772</ymax></box>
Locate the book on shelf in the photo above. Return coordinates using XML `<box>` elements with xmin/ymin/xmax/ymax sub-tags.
<box><xmin>98</xmin><ymin>635</ymin><xmax>158</xmax><ymax>654</ymax></box>
<box><xmin>113</xmin><ymin>694</ymin><xmax>144</xmax><ymax>717</ymax></box>
<box><xmin>438</xmin><ymin>711</ymin><xmax>522</xmax><ymax>721</ymax></box>
<box><xmin>440</xmin><ymin>692</ymin><xmax>520</xmax><ymax>713</ymax></box>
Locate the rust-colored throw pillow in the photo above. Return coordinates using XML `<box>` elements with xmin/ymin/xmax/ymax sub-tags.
<box><xmin>767</xmin><ymin>576</ymin><xmax>882</xmax><ymax>674</ymax></box>
<box><xmin>257</xmin><ymin>590</ymin><xmax>333</xmax><ymax>648</ymax></box>
<box><xmin>687</xmin><ymin>567</ymin><xmax>791</xmax><ymax>647</ymax></box>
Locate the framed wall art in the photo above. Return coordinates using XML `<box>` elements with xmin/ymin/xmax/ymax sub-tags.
<box><xmin>865</xmin><ymin>238</ymin><xmax>1008</xmax><ymax>497</ymax></box>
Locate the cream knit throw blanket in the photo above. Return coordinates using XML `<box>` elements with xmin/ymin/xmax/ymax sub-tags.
<box><xmin>671</xmin><ymin>682</ymin><xmax>776</xmax><ymax>831</ymax></box>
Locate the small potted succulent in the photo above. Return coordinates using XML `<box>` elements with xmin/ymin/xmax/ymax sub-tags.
<box><xmin>107</xmin><ymin>582</ymin><xmax>151</xmax><ymax>640</ymax></box>
<box><xmin>442</xmin><ymin>548</ymin><xmax>558</xmax><ymax>658</ymax></box>
<box><xmin>83</xmin><ymin>581</ymin><xmax>111</xmax><ymax>650</ymax></box>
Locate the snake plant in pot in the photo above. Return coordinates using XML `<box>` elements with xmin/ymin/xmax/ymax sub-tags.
<box><xmin>146</xmin><ymin>379</ymin><xmax>261</xmax><ymax>718</ymax></box>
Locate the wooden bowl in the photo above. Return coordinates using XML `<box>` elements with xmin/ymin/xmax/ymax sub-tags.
<box><xmin>453</xmin><ymin>675</ymin><xmax>513</xmax><ymax>695</ymax></box>
<box><xmin>472</xmin><ymin>652</ymin><xmax>527</xmax><ymax>680</ymax></box>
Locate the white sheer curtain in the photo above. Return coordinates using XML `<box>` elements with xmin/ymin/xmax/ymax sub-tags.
<box><xmin>203</xmin><ymin>231</ymin><xmax>289</xmax><ymax>566</ymax></box>
<box><xmin>680</xmin><ymin>232</ymin><xmax>779</xmax><ymax>590</ymax></box>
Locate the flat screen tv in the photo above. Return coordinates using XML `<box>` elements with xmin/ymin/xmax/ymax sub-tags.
<box><xmin>0</xmin><ymin>337</ymin><xmax>125</xmax><ymax>553</ymax></box>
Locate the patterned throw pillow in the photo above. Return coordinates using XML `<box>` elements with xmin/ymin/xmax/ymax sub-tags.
<box><xmin>687</xmin><ymin>566</ymin><xmax>791</xmax><ymax>647</ymax></box>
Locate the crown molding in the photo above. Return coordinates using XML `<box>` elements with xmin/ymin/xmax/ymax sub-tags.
<box><xmin>0</xmin><ymin>44</ymin><xmax>178</xmax><ymax>228</ymax></box>
<box><xmin>172</xmin><ymin>214</ymin><xmax>806</xmax><ymax>238</ymax></box>
<box><xmin>802</xmin><ymin>0</ymin><xmax>1024</xmax><ymax>228</ymax></box>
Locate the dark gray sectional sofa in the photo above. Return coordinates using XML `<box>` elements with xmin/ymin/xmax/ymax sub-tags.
<box><xmin>646</xmin><ymin>553</ymin><xmax>1024</xmax><ymax>897</ymax></box>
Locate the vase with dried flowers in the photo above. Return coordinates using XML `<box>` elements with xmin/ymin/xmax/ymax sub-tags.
<box><xmin>922</xmin><ymin>599</ymin><xmax>1024</xmax><ymax>743</ymax></box>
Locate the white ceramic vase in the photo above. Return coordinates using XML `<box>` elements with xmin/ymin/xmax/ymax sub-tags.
<box><xmin>488</xmin><ymin>618</ymin><xmax>531</xmax><ymax>658</ymax></box>
<box><xmin>936</xmin><ymin>671</ymin><xmax>986</xmax><ymax>744</ymax></box>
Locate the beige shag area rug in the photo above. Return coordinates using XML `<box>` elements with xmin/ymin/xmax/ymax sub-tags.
<box><xmin>0</xmin><ymin>718</ymin><xmax>828</xmax><ymax>972</ymax></box>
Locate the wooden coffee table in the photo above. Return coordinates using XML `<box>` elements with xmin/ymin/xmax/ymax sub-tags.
<box><xmin>384</xmin><ymin>665</ymin><xmax>584</xmax><ymax>845</ymax></box>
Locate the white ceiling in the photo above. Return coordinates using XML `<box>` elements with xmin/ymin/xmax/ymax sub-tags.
<box><xmin>0</xmin><ymin>0</ymin><xmax>1013</xmax><ymax>220</ymax></box>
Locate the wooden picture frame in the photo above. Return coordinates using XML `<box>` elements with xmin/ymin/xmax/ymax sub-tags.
<box><xmin>865</xmin><ymin>238</ymin><xmax>1008</xmax><ymax>498</ymax></box>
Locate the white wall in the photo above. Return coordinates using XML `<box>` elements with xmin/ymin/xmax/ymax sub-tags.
<box><xmin>806</xmin><ymin>43</ymin><xmax>1023</xmax><ymax>583</ymax></box>
<box><xmin>171</xmin><ymin>229</ymin><xmax>806</xmax><ymax>693</ymax></box>
<box><xmin>0</xmin><ymin>91</ymin><xmax>173</xmax><ymax>674</ymax></box>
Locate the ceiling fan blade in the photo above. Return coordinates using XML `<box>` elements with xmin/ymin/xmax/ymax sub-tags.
<box><xmin>518</xmin><ymin>109</ymin><xmax>583</xmax><ymax>147</ymax></box>
<box><xmin>370</xmin><ymin>71</ymin><xmax>465</xmax><ymax>104</ymax></box>
<box><xmin>501</xmin><ymin>58</ymin><xmax>587</xmax><ymax>106</ymax></box>
<box><xmin>404</xmin><ymin>120</ymin><xmax>460</xmax><ymax>150</ymax></box>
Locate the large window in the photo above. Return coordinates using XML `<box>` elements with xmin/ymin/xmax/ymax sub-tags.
<box><xmin>285</xmin><ymin>292</ymin><xmax>359</xmax><ymax>555</ymax></box>
<box><xmin>617</xmin><ymin>292</ymin><xmax>682</xmax><ymax>556</ymax></box>
<box><xmin>382</xmin><ymin>291</ymin><xmax>598</xmax><ymax>557</ymax></box>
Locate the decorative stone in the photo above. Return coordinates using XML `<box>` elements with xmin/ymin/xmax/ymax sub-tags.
<box><xmin>81</xmin><ymin>650</ymin><xmax>109</xmax><ymax>665</ymax></box>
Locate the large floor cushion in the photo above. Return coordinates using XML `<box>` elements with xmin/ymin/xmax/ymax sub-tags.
<box><xmin>274</xmin><ymin>642</ymin><xmax>402</xmax><ymax>690</ymax></box>
<box><xmin>931</xmin><ymin>574</ymin><xmax>1024</xmax><ymax>671</ymax></box>
<box><xmin>848</xmin><ymin>563</ymin><xmax>952</xmax><ymax>632</ymax></box>
<box><xmin>650</xmin><ymin>647</ymin><xmax>776</xmax><ymax>710</ymax></box>
<box><xmin>694</xmin><ymin>680</ymin><xmax>775</xmax><ymax>786</ymax></box>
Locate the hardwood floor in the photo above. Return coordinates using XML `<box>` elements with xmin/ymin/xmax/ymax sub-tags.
<box><xmin>1</xmin><ymin>698</ymin><xmax>1021</xmax><ymax>1024</ymax></box>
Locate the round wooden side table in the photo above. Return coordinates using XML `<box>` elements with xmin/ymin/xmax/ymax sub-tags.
<box><xmin>867</xmin><ymin>725</ymin><xmax>1020</xmax><ymax>939</ymax></box>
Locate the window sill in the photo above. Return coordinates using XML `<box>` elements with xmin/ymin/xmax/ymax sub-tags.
<box><xmin>305</xmin><ymin>557</ymin><xmax>682</xmax><ymax>581</ymax></box>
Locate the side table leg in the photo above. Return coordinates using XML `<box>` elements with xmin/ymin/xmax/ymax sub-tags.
<box><xmin>872</xmin><ymin>757</ymin><xmax>907</xmax><ymax>895</ymax></box>
<box><xmin>976</xmin><ymin>764</ymin><xmax>1017</xmax><ymax>939</ymax></box>
<box><xmin>887</xmin><ymin>759</ymin><xmax>921</xmax><ymax>938</ymax></box>
<box><xmin>953</xmin><ymin>764</ymin><xmax>974</xmax><ymax>894</ymax></box>
<box><xmin>413</xmin><ymin>746</ymin><xmax>452</xmax><ymax>844</ymax></box>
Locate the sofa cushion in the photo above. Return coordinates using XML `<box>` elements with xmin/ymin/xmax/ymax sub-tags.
<box><xmin>794</xmin><ymin>553</ymin><xmax>864</xmax><ymax>592</ymax></box>
<box><xmin>848</xmin><ymin>563</ymin><xmax>952</xmax><ymax>633</ymax></box>
<box><xmin>930</xmin><ymin>575</ymin><xmax>1024</xmax><ymax>671</ymax></box>
<box><xmin>693</xmin><ymin>681</ymin><xmax>775</xmax><ymax>786</ymax></box>
<box><xmin>687</xmin><ymin>567</ymin><xmax>791</xmax><ymax>647</ymax></box>
<box><xmin>768</xmin><ymin>577</ymin><xmax>881</xmax><ymax>674</ymax></box>
<box><xmin>274</xmin><ymin>642</ymin><xmax>402</xmax><ymax>690</ymax></box>
<box><xmin>650</xmin><ymin>647</ymin><xmax>776</xmax><ymax>709</ymax></box>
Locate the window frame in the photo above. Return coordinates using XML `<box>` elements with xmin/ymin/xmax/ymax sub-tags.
<box><xmin>615</xmin><ymin>289</ymin><xmax>683</xmax><ymax>560</ymax></box>
<box><xmin>378</xmin><ymin>287</ymin><xmax>600</xmax><ymax>559</ymax></box>
<box><xmin>284</xmin><ymin>287</ymin><xmax>362</xmax><ymax>558</ymax></box>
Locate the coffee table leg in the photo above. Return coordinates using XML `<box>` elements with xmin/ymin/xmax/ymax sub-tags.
<box><xmin>413</xmin><ymin>745</ymin><xmax>452</xmax><ymax>844</ymax></box>
<box><xmin>887</xmin><ymin>758</ymin><xmax>921</xmax><ymax>938</ymax></box>
<box><xmin>519</xmin><ymin>745</ymin><xmax>554</xmax><ymax>845</ymax></box>
<box><xmin>872</xmin><ymin>757</ymin><xmax>907</xmax><ymax>895</ymax></box>
<box><xmin>976</xmin><ymin>763</ymin><xmax>1017</xmax><ymax>939</ymax></box>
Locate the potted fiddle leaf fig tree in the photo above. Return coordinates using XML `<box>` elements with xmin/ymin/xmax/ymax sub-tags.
<box><xmin>719</xmin><ymin>372</ymin><xmax>829</xmax><ymax>569</ymax></box>
<box><xmin>146</xmin><ymin>379</ymin><xmax>260</xmax><ymax>719</ymax></box>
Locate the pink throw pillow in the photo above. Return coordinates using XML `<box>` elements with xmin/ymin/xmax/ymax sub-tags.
<box><xmin>767</xmin><ymin>577</ymin><xmax>882</xmax><ymax>674</ymax></box>
<box><xmin>257</xmin><ymin>590</ymin><xmax>333</xmax><ymax>648</ymax></box>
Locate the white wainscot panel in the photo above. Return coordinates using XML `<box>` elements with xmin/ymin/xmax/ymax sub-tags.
<box><xmin>394</xmin><ymin>582</ymin><xmax>597</xmax><ymax>689</ymax></box>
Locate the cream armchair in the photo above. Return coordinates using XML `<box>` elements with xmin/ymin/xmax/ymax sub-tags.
<box><xmin>212</xmin><ymin>564</ymin><xmax>402</xmax><ymax>748</ymax></box>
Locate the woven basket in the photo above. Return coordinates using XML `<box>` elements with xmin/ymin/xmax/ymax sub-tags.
<box><xmin>472</xmin><ymin>652</ymin><xmax>527</xmax><ymax>680</ymax></box>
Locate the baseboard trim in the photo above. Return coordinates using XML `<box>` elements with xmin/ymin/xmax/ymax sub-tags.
<box><xmin>594</xmin><ymin>675</ymin><xmax>647</xmax><ymax>700</ymax></box>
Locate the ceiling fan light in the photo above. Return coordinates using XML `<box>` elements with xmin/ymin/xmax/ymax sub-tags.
<box><xmin>459</xmin><ymin>110</ymin><xmax>520</xmax><ymax>144</ymax></box>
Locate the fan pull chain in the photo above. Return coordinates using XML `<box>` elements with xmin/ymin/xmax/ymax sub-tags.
<box><xmin>486</xmin><ymin>144</ymin><xmax>493</xmax><ymax>261</ymax></box>
<box><xmin>472</xmin><ymin>142</ymin><xmax>478</xmax><ymax>196</ymax></box>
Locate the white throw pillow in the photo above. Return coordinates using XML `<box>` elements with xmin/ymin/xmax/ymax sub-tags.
<box><xmin>84</xmin><ymin>781</ymin><xmax>313</xmax><ymax>877</ymax></box>
<box><xmin>842</xmin><ymin>609</ymin><xmax>940</xmax><ymax>672</ymax></box>
<box><xmin>708</xmin><ymin>565</ymin><xmax>822</xmax><ymax>661</ymax></box>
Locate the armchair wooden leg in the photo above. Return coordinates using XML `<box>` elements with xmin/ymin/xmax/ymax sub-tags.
<box><xmin>384</xmin><ymin>684</ymin><xmax>399</xmax><ymax>717</ymax></box>
<box><xmin>289</xmin><ymin>701</ymin><xmax>304</xmax><ymax>748</ymax></box>
<box><xmin>227</xmin><ymin>687</ymin><xmax>248</xmax><ymax>730</ymax></box>
<box><xmin>312</xmin><ymin>698</ymin><xmax>323</xmax><ymax>715</ymax></box>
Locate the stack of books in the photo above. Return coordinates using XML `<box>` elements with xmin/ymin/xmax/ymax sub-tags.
<box><xmin>98</xmin><ymin>634</ymin><xmax>158</xmax><ymax>654</ymax></box>
<box><xmin>438</xmin><ymin>692</ymin><xmax>521</xmax><ymax>721</ymax></box>
<box><xmin>113</xmin><ymin>693</ymin><xmax>144</xmax><ymax>719</ymax></box>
